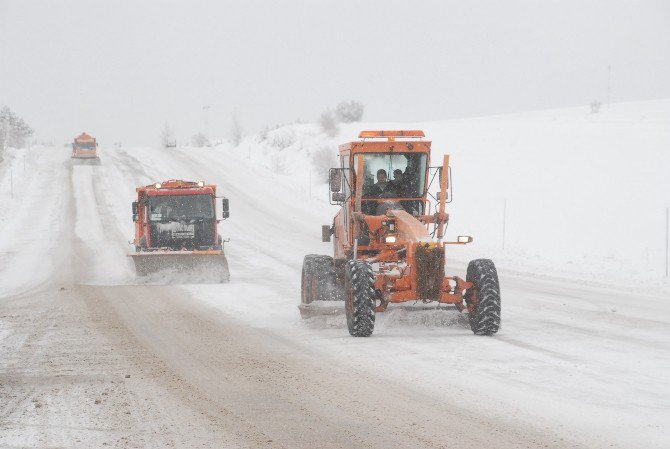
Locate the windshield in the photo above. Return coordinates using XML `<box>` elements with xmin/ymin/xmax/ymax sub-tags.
<box><xmin>76</xmin><ymin>142</ymin><xmax>96</xmax><ymax>149</ymax></box>
<box><xmin>148</xmin><ymin>194</ymin><xmax>214</xmax><ymax>221</ymax></box>
<box><xmin>361</xmin><ymin>153</ymin><xmax>427</xmax><ymax>198</ymax></box>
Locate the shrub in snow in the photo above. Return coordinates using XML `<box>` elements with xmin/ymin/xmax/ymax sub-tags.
<box><xmin>230</xmin><ymin>114</ymin><xmax>243</xmax><ymax>147</ymax></box>
<box><xmin>334</xmin><ymin>101</ymin><xmax>364</xmax><ymax>123</ymax></box>
<box><xmin>258</xmin><ymin>125</ymin><xmax>270</xmax><ymax>142</ymax></box>
<box><xmin>311</xmin><ymin>146</ymin><xmax>337</xmax><ymax>178</ymax></box>
<box><xmin>191</xmin><ymin>132</ymin><xmax>207</xmax><ymax>147</ymax></box>
<box><xmin>319</xmin><ymin>109</ymin><xmax>339</xmax><ymax>137</ymax></box>
<box><xmin>270</xmin><ymin>154</ymin><xmax>286</xmax><ymax>174</ymax></box>
<box><xmin>590</xmin><ymin>101</ymin><xmax>602</xmax><ymax>114</ymax></box>
<box><xmin>269</xmin><ymin>128</ymin><xmax>296</xmax><ymax>149</ymax></box>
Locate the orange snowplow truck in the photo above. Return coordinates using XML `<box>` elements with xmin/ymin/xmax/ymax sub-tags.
<box><xmin>300</xmin><ymin>130</ymin><xmax>501</xmax><ymax>337</ymax></box>
<box><xmin>71</xmin><ymin>132</ymin><xmax>100</xmax><ymax>163</ymax></box>
<box><xmin>129</xmin><ymin>180</ymin><xmax>230</xmax><ymax>282</ymax></box>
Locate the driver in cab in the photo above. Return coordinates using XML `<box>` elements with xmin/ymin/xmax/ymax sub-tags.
<box><xmin>366</xmin><ymin>169</ymin><xmax>389</xmax><ymax>198</ymax></box>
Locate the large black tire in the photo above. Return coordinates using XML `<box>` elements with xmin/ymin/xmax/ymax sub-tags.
<box><xmin>311</xmin><ymin>255</ymin><xmax>343</xmax><ymax>301</ymax></box>
<box><xmin>301</xmin><ymin>255</ymin><xmax>317</xmax><ymax>305</ymax></box>
<box><xmin>465</xmin><ymin>259</ymin><xmax>501</xmax><ymax>335</ymax></box>
<box><xmin>344</xmin><ymin>260</ymin><xmax>376</xmax><ymax>337</ymax></box>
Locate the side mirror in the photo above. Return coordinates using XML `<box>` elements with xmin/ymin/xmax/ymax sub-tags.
<box><xmin>332</xmin><ymin>192</ymin><xmax>346</xmax><ymax>203</ymax></box>
<box><xmin>221</xmin><ymin>198</ymin><xmax>230</xmax><ymax>219</ymax></box>
<box><xmin>329</xmin><ymin>168</ymin><xmax>342</xmax><ymax>192</ymax></box>
<box><xmin>132</xmin><ymin>201</ymin><xmax>138</xmax><ymax>222</ymax></box>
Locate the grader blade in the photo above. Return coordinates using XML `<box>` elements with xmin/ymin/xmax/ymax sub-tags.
<box><xmin>298</xmin><ymin>301</ymin><xmax>345</xmax><ymax>319</ymax></box>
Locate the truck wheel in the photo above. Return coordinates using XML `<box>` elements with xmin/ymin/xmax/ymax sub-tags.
<box><xmin>465</xmin><ymin>259</ymin><xmax>501</xmax><ymax>335</ymax></box>
<box><xmin>301</xmin><ymin>255</ymin><xmax>318</xmax><ymax>305</ymax></box>
<box><xmin>311</xmin><ymin>255</ymin><xmax>342</xmax><ymax>301</ymax></box>
<box><xmin>344</xmin><ymin>260</ymin><xmax>376</xmax><ymax>337</ymax></box>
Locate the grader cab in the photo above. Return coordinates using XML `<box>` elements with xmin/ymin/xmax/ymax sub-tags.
<box><xmin>300</xmin><ymin>130</ymin><xmax>501</xmax><ymax>337</ymax></box>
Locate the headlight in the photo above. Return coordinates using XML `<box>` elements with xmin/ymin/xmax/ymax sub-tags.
<box><xmin>385</xmin><ymin>235</ymin><xmax>397</xmax><ymax>243</ymax></box>
<box><xmin>155</xmin><ymin>183</ymin><xmax>162</xmax><ymax>189</ymax></box>
<box><xmin>197</xmin><ymin>181</ymin><xmax>204</xmax><ymax>187</ymax></box>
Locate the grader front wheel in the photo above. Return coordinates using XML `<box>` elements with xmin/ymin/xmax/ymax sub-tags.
<box><xmin>344</xmin><ymin>260</ymin><xmax>376</xmax><ymax>337</ymax></box>
<box><xmin>465</xmin><ymin>259</ymin><xmax>501</xmax><ymax>335</ymax></box>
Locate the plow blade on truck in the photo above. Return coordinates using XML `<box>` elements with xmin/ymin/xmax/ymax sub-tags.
<box><xmin>130</xmin><ymin>249</ymin><xmax>230</xmax><ymax>283</ymax></box>
<box><xmin>298</xmin><ymin>301</ymin><xmax>344</xmax><ymax>319</ymax></box>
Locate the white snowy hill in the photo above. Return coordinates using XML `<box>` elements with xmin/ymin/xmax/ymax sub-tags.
<box><xmin>234</xmin><ymin>98</ymin><xmax>670</xmax><ymax>286</ymax></box>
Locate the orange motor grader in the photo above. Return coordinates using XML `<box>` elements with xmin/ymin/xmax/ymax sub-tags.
<box><xmin>129</xmin><ymin>180</ymin><xmax>230</xmax><ymax>282</ymax></box>
<box><xmin>300</xmin><ymin>130</ymin><xmax>501</xmax><ymax>337</ymax></box>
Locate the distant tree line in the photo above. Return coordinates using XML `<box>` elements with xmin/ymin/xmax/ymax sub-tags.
<box><xmin>0</xmin><ymin>106</ymin><xmax>34</xmax><ymax>155</ymax></box>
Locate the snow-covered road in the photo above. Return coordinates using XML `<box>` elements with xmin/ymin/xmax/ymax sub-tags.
<box><xmin>0</xmin><ymin>138</ymin><xmax>668</xmax><ymax>448</ymax></box>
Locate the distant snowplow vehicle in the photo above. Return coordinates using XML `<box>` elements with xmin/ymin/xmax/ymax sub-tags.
<box><xmin>300</xmin><ymin>130</ymin><xmax>501</xmax><ymax>336</ymax></box>
<box><xmin>71</xmin><ymin>132</ymin><xmax>101</xmax><ymax>164</ymax></box>
<box><xmin>129</xmin><ymin>180</ymin><xmax>230</xmax><ymax>282</ymax></box>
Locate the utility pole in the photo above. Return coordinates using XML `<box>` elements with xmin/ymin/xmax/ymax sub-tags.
<box><xmin>202</xmin><ymin>105</ymin><xmax>211</xmax><ymax>143</ymax></box>
<box><xmin>502</xmin><ymin>199</ymin><xmax>507</xmax><ymax>250</ymax></box>
<box><xmin>607</xmin><ymin>65</ymin><xmax>612</xmax><ymax>109</ymax></box>
<box><xmin>10</xmin><ymin>168</ymin><xmax>13</xmax><ymax>199</ymax></box>
<box><xmin>666</xmin><ymin>207</ymin><xmax>669</xmax><ymax>277</ymax></box>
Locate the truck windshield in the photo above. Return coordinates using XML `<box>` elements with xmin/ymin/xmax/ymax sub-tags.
<box><xmin>148</xmin><ymin>194</ymin><xmax>214</xmax><ymax>221</ymax></box>
<box><xmin>76</xmin><ymin>142</ymin><xmax>96</xmax><ymax>149</ymax></box>
<box><xmin>362</xmin><ymin>153</ymin><xmax>427</xmax><ymax>198</ymax></box>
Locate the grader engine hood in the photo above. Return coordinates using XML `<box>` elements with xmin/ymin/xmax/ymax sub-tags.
<box><xmin>362</xmin><ymin>209</ymin><xmax>446</xmax><ymax>301</ymax></box>
<box><xmin>388</xmin><ymin>209</ymin><xmax>432</xmax><ymax>242</ymax></box>
<box><xmin>387</xmin><ymin>211</ymin><xmax>446</xmax><ymax>301</ymax></box>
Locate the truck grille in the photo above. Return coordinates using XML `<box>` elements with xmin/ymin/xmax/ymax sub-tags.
<box><xmin>415</xmin><ymin>243</ymin><xmax>444</xmax><ymax>301</ymax></box>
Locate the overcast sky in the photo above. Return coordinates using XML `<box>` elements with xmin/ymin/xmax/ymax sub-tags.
<box><xmin>1</xmin><ymin>0</ymin><xmax>669</xmax><ymax>146</ymax></box>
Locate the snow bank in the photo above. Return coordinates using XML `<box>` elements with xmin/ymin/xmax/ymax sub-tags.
<box><xmin>229</xmin><ymin>99</ymin><xmax>670</xmax><ymax>289</ymax></box>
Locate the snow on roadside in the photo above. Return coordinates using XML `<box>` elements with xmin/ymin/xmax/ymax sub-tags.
<box><xmin>229</xmin><ymin>99</ymin><xmax>670</xmax><ymax>291</ymax></box>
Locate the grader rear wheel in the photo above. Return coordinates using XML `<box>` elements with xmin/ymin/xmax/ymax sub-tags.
<box><xmin>301</xmin><ymin>255</ymin><xmax>318</xmax><ymax>305</ymax></box>
<box><xmin>311</xmin><ymin>255</ymin><xmax>342</xmax><ymax>301</ymax></box>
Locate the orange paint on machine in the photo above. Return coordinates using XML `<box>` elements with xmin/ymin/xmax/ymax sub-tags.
<box><xmin>300</xmin><ymin>130</ymin><xmax>501</xmax><ymax>337</ymax></box>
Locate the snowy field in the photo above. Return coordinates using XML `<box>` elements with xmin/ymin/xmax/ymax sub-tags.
<box><xmin>0</xmin><ymin>100</ymin><xmax>669</xmax><ymax>447</ymax></box>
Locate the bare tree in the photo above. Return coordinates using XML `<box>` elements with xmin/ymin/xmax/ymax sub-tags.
<box><xmin>230</xmin><ymin>114</ymin><xmax>243</xmax><ymax>147</ymax></box>
<box><xmin>161</xmin><ymin>121</ymin><xmax>176</xmax><ymax>148</ymax></box>
<box><xmin>319</xmin><ymin>109</ymin><xmax>339</xmax><ymax>137</ymax></box>
<box><xmin>0</xmin><ymin>106</ymin><xmax>34</xmax><ymax>155</ymax></box>
<box><xmin>335</xmin><ymin>101</ymin><xmax>364</xmax><ymax>123</ymax></box>
<box><xmin>311</xmin><ymin>146</ymin><xmax>337</xmax><ymax>178</ymax></box>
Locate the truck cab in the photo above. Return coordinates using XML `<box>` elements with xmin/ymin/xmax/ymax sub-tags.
<box><xmin>132</xmin><ymin>180</ymin><xmax>230</xmax><ymax>251</ymax></box>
